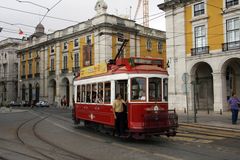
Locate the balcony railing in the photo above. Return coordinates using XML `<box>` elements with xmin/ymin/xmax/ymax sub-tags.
<box><xmin>34</xmin><ymin>73</ymin><xmax>40</xmax><ymax>78</ymax></box>
<box><xmin>49</xmin><ymin>70</ymin><xmax>55</xmax><ymax>76</ymax></box>
<box><xmin>226</xmin><ymin>0</ymin><xmax>238</xmax><ymax>8</ymax></box>
<box><xmin>72</xmin><ymin>66</ymin><xmax>80</xmax><ymax>72</ymax></box>
<box><xmin>222</xmin><ymin>41</ymin><xmax>240</xmax><ymax>51</ymax></box>
<box><xmin>28</xmin><ymin>74</ymin><xmax>32</xmax><ymax>79</ymax></box>
<box><xmin>61</xmin><ymin>68</ymin><xmax>69</xmax><ymax>74</ymax></box>
<box><xmin>191</xmin><ymin>46</ymin><xmax>209</xmax><ymax>56</ymax></box>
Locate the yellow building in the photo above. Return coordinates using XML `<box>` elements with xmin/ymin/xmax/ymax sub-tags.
<box><xmin>158</xmin><ymin>0</ymin><xmax>240</xmax><ymax>112</ymax></box>
<box><xmin>18</xmin><ymin>1</ymin><xmax>166</xmax><ymax>107</ymax></box>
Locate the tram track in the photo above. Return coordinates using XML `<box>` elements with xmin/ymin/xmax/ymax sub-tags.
<box><xmin>16</xmin><ymin>111</ymin><xmax>92</xmax><ymax>160</ymax></box>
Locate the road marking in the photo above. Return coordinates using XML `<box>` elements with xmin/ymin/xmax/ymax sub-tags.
<box><xmin>112</xmin><ymin>143</ymin><xmax>183</xmax><ymax>160</ymax></box>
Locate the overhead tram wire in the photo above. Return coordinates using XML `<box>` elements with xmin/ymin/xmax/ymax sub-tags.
<box><xmin>0</xmin><ymin>5</ymin><xmax>78</xmax><ymax>23</ymax></box>
<box><xmin>40</xmin><ymin>0</ymin><xmax>64</xmax><ymax>23</ymax></box>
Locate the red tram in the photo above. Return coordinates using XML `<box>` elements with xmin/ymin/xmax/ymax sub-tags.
<box><xmin>72</xmin><ymin>57</ymin><xmax>178</xmax><ymax>139</ymax></box>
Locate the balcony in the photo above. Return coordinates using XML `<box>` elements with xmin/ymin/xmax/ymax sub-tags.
<box><xmin>28</xmin><ymin>74</ymin><xmax>32</xmax><ymax>79</ymax></box>
<box><xmin>34</xmin><ymin>73</ymin><xmax>40</xmax><ymax>78</ymax></box>
<box><xmin>72</xmin><ymin>66</ymin><xmax>80</xmax><ymax>73</ymax></box>
<box><xmin>61</xmin><ymin>68</ymin><xmax>69</xmax><ymax>74</ymax></box>
<box><xmin>49</xmin><ymin>70</ymin><xmax>55</xmax><ymax>76</ymax></box>
<box><xmin>226</xmin><ymin>0</ymin><xmax>238</xmax><ymax>8</ymax></box>
<box><xmin>21</xmin><ymin>75</ymin><xmax>26</xmax><ymax>79</ymax></box>
<box><xmin>191</xmin><ymin>46</ymin><xmax>209</xmax><ymax>56</ymax></box>
<box><xmin>222</xmin><ymin>41</ymin><xmax>240</xmax><ymax>51</ymax></box>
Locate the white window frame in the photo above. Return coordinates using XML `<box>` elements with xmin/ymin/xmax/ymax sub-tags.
<box><xmin>146</xmin><ymin>38</ymin><xmax>152</xmax><ymax>51</ymax></box>
<box><xmin>63</xmin><ymin>41</ymin><xmax>68</xmax><ymax>51</ymax></box>
<box><xmin>158</xmin><ymin>40</ymin><xmax>163</xmax><ymax>53</ymax></box>
<box><xmin>86</xmin><ymin>35</ymin><xmax>91</xmax><ymax>45</ymax></box>
<box><xmin>226</xmin><ymin>17</ymin><xmax>240</xmax><ymax>43</ymax></box>
<box><xmin>63</xmin><ymin>54</ymin><xmax>68</xmax><ymax>69</ymax></box>
<box><xmin>50</xmin><ymin>57</ymin><xmax>54</xmax><ymax>71</ymax></box>
<box><xmin>193</xmin><ymin>2</ymin><xmax>205</xmax><ymax>17</ymax></box>
<box><xmin>192</xmin><ymin>0</ymin><xmax>207</xmax><ymax>19</ymax></box>
<box><xmin>28</xmin><ymin>61</ymin><xmax>32</xmax><ymax>75</ymax></box>
<box><xmin>50</xmin><ymin>45</ymin><xmax>55</xmax><ymax>54</ymax></box>
<box><xmin>74</xmin><ymin>52</ymin><xmax>79</xmax><ymax>67</ymax></box>
<box><xmin>225</xmin><ymin>0</ymin><xmax>239</xmax><ymax>8</ymax></box>
<box><xmin>74</xmin><ymin>38</ymin><xmax>79</xmax><ymax>48</ymax></box>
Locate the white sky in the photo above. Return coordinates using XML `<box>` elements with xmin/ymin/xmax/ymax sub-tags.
<box><xmin>0</xmin><ymin>0</ymin><xmax>165</xmax><ymax>41</ymax></box>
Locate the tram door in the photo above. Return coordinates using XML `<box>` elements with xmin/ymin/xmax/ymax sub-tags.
<box><xmin>115</xmin><ymin>80</ymin><xmax>128</xmax><ymax>129</ymax></box>
<box><xmin>115</xmin><ymin>80</ymin><xmax>128</xmax><ymax>101</ymax></box>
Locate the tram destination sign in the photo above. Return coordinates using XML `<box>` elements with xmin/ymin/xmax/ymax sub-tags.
<box><xmin>80</xmin><ymin>62</ymin><xmax>107</xmax><ymax>78</ymax></box>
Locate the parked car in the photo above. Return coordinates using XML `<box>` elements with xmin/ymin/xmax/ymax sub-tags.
<box><xmin>8</xmin><ymin>101</ymin><xmax>21</xmax><ymax>107</ymax></box>
<box><xmin>35</xmin><ymin>101</ymin><xmax>49</xmax><ymax>107</ymax></box>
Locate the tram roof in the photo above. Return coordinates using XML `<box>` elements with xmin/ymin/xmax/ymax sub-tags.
<box><xmin>75</xmin><ymin>60</ymin><xmax>167</xmax><ymax>81</ymax></box>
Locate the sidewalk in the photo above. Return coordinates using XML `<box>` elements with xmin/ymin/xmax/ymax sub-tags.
<box><xmin>177</xmin><ymin>110</ymin><xmax>240</xmax><ymax>131</ymax></box>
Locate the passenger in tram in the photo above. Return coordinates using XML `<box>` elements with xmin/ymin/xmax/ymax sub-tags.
<box><xmin>96</xmin><ymin>93</ymin><xmax>103</xmax><ymax>103</ymax></box>
<box><xmin>113</xmin><ymin>93</ymin><xmax>126</xmax><ymax>137</ymax></box>
<box><xmin>139</xmin><ymin>91</ymin><xmax>146</xmax><ymax>100</ymax></box>
<box><xmin>86</xmin><ymin>93</ymin><xmax>91</xmax><ymax>103</ymax></box>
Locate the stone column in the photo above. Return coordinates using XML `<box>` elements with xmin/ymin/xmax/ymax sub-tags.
<box><xmin>212</xmin><ymin>72</ymin><xmax>225</xmax><ymax>112</ymax></box>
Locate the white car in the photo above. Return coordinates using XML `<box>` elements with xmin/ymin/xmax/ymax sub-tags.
<box><xmin>35</xmin><ymin>101</ymin><xmax>49</xmax><ymax>107</ymax></box>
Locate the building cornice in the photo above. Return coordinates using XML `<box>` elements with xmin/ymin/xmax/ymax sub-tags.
<box><xmin>158</xmin><ymin>0</ymin><xmax>202</xmax><ymax>11</ymax></box>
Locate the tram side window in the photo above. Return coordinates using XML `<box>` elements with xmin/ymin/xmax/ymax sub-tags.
<box><xmin>163</xmin><ymin>78</ymin><xmax>168</xmax><ymax>101</ymax></box>
<box><xmin>104</xmin><ymin>82</ymin><xmax>111</xmax><ymax>103</ymax></box>
<box><xmin>97</xmin><ymin>83</ymin><xmax>103</xmax><ymax>103</ymax></box>
<box><xmin>92</xmin><ymin>83</ymin><xmax>97</xmax><ymax>103</ymax></box>
<box><xmin>131</xmin><ymin>78</ymin><xmax>146</xmax><ymax>101</ymax></box>
<box><xmin>149</xmin><ymin>78</ymin><xmax>162</xmax><ymax>101</ymax></box>
<box><xmin>86</xmin><ymin>84</ymin><xmax>91</xmax><ymax>103</ymax></box>
<box><xmin>81</xmin><ymin>85</ymin><xmax>86</xmax><ymax>102</ymax></box>
<box><xmin>77</xmin><ymin>85</ymin><xmax>80</xmax><ymax>102</ymax></box>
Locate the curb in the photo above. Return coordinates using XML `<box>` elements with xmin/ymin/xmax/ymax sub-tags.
<box><xmin>180</xmin><ymin>122</ymin><xmax>240</xmax><ymax>133</ymax></box>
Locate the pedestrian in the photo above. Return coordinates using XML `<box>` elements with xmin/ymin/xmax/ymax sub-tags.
<box><xmin>228</xmin><ymin>92</ymin><xmax>240</xmax><ymax>124</ymax></box>
<box><xmin>61</xmin><ymin>97</ymin><xmax>64</xmax><ymax>108</ymax></box>
<box><xmin>112</xmin><ymin>93</ymin><xmax>126</xmax><ymax>137</ymax></box>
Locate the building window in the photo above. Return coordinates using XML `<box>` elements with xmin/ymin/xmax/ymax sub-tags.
<box><xmin>22</xmin><ymin>63</ymin><xmax>25</xmax><ymax>75</ymax></box>
<box><xmin>22</xmin><ymin>53</ymin><xmax>25</xmax><ymax>60</ymax></box>
<box><xmin>117</xmin><ymin>32</ymin><xmax>124</xmax><ymax>42</ymax></box>
<box><xmin>74</xmin><ymin>53</ymin><xmax>79</xmax><ymax>67</ymax></box>
<box><xmin>63</xmin><ymin>42</ymin><xmax>68</xmax><ymax>50</ymax></box>
<box><xmin>50</xmin><ymin>58</ymin><xmax>54</xmax><ymax>71</ymax></box>
<box><xmin>227</xmin><ymin>18</ymin><xmax>240</xmax><ymax>42</ymax></box>
<box><xmin>146</xmin><ymin>38</ymin><xmax>152</xmax><ymax>51</ymax></box>
<box><xmin>28</xmin><ymin>61</ymin><xmax>32</xmax><ymax>75</ymax></box>
<box><xmin>225</xmin><ymin>18</ymin><xmax>240</xmax><ymax>49</ymax></box>
<box><xmin>36</xmin><ymin>61</ymin><xmax>40</xmax><ymax>73</ymax></box>
<box><xmin>86</xmin><ymin>35</ymin><xmax>91</xmax><ymax>45</ymax></box>
<box><xmin>226</xmin><ymin>0</ymin><xmax>239</xmax><ymax>8</ymax></box>
<box><xmin>63</xmin><ymin>55</ymin><xmax>68</xmax><ymax>69</ymax></box>
<box><xmin>158</xmin><ymin>40</ymin><xmax>163</xmax><ymax>53</ymax></box>
<box><xmin>74</xmin><ymin>38</ymin><xmax>79</xmax><ymax>48</ymax></box>
<box><xmin>29</xmin><ymin>51</ymin><xmax>32</xmax><ymax>59</ymax></box>
<box><xmin>194</xmin><ymin>25</ymin><xmax>206</xmax><ymax>48</ymax></box>
<box><xmin>50</xmin><ymin>45</ymin><xmax>55</xmax><ymax>53</ymax></box>
<box><xmin>194</xmin><ymin>2</ymin><xmax>204</xmax><ymax>16</ymax></box>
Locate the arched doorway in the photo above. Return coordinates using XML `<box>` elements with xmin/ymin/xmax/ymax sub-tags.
<box><xmin>22</xmin><ymin>84</ymin><xmax>26</xmax><ymax>101</ymax></box>
<box><xmin>191</xmin><ymin>62</ymin><xmax>214</xmax><ymax>111</ymax></box>
<box><xmin>48</xmin><ymin>79</ymin><xmax>56</xmax><ymax>104</ymax></box>
<box><xmin>35</xmin><ymin>83</ymin><xmax>40</xmax><ymax>102</ymax></box>
<box><xmin>221</xmin><ymin>58</ymin><xmax>240</xmax><ymax>101</ymax></box>
<box><xmin>29</xmin><ymin>84</ymin><xmax>32</xmax><ymax>103</ymax></box>
<box><xmin>61</xmin><ymin>77</ymin><xmax>70</xmax><ymax>106</ymax></box>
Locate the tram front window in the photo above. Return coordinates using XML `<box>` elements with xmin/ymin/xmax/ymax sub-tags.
<box><xmin>163</xmin><ymin>78</ymin><xmax>168</xmax><ymax>101</ymax></box>
<box><xmin>149</xmin><ymin>78</ymin><xmax>162</xmax><ymax>101</ymax></box>
<box><xmin>131</xmin><ymin>78</ymin><xmax>146</xmax><ymax>101</ymax></box>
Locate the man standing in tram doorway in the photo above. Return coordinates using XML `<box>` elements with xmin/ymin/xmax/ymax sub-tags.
<box><xmin>228</xmin><ymin>92</ymin><xmax>240</xmax><ymax>124</ymax></box>
<box><xmin>113</xmin><ymin>94</ymin><xmax>126</xmax><ymax>137</ymax></box>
